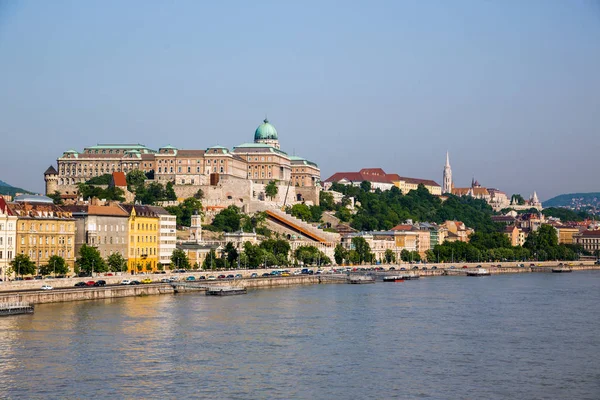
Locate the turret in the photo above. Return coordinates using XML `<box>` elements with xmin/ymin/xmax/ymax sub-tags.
<box><xmin>44</xmin><ymin>165</ymin><xmax>59</xmax><ymax>195</ymax></box>
<box><xmin>190</xmin><ymin>210</ymin><xmax>202</xmax><ymax>243</ymax></box>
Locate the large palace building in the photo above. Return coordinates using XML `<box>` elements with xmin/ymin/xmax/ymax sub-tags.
<box><xmin>45</xmin><ymin>119</ymin><xmax>321</xmax><ymax>206</ymax></box>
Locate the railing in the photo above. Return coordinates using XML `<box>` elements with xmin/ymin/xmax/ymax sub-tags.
<box><xmin>266</xmin><ymin>209</ymin><xmax>329</xmax><ymax>243</ymax></box>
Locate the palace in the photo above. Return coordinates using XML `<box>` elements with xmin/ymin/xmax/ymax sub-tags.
<box><xmin>44</xmin><ymin>118</ymin><xmax>321</xmax><ymax>207</ymax></box>
<box><xmin>323</xmin><ymin>168</ymin><xmax>441</xmax><ymax>195</ymax></box>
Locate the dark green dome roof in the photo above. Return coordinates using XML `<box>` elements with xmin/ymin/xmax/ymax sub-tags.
<box><xmin>254</xmin><ymin>118</ymin><xmax>278</xmax><ymax>141</ymax></box>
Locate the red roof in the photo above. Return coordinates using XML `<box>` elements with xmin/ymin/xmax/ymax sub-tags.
<box><xmin>391</xmin><ymin>224</ymin><xmax>414</xmax><ymax>231</ymax></box>
<box><xmin>0</xmin><ymin>196</ymin><xmax>13</xmax><ymax>215</ymax></box>
<box><xmin>324</xmin><ymin>168</ymin><xmax>439</xmax><ymax>187</ymax></box>
<box><xmin>112</xmin><ymin>172</ymin><xmax>127</xmax><ymax>187</ymax></box>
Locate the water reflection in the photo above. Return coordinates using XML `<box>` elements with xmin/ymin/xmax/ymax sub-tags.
<box><xmin>1</xmin><ymin>272</ymin><xmax>599</xmax><ymax>399</ymax></box>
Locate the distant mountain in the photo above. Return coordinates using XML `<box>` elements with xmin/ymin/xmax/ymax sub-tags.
<box><xmin>0</xmin><ymin>179</ymin><xmax>35</xmax><ymax>197</ymax></box>
<box><xmin>544</xmin><ymin>192</ymin><xmax>600</xmax><ymax>213</ymax></box>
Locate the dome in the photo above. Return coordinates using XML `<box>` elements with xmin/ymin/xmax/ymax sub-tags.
<box><xmin>254</xmin><ymin>118</ymin><xmax>278</xmax><ymax>141</ymax></box>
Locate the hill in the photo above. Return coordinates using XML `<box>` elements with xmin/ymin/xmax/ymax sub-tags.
<box><xmin>543</xmin><ymin>192</ymin><xmax>600</xmax><ymax>212</ymax></box>
<box><xmin>0</xmin><ymin>179</ymin><xmax>35</xmax><ymax>197</ymax></box>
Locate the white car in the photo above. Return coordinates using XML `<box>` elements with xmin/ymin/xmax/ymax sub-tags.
<box><xmin>120</xmin><ymin>279</ymin><xmax>131</xmax><ymax>285</ymax></box>
<box><xmin>41</xmin><ymin>285</ymin><xmax>53</xmax><ymax>290</ymax></box>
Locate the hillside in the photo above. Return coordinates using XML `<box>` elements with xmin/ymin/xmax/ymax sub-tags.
<box><xmin>543</xmin><ymin>192</ymin><xmax>600</xmax><ymax>212</ymax></box>
<box><xmin>0</xmin><ymin>179</ymin><xmax>35</xmax><ymax>197</ymax></box>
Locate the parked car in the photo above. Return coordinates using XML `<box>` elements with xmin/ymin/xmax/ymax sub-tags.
<box><xmin>250</xmin><ymin>273</ymin><xmax>258</xmax><ymax>278</ymax></box>
<box><xmin>226</xmin><ymin>274</ymin><xmax>235</xmax><ymax>279</ymax></box>
<box><xmin>207</xmin><ymin>276</ymin><xmax>217</xmax><ymax>280</ymax></box>
<box><xmin>389</xmin><ymin>267</ymin><xmax>396</xmax><ymax>271</ymax></box>
<box><xmin>129</xmin><ymin>280</ymin><xmax>141</xmax><ymax>285</ymax></box>
<box><xmin>85</xmin><ymin>281</ymin><xmax>96</xmax><ymax>287</ymax></box>
<box><xmin>74</xmin><ymin>282</ymin><xmax>87</xmax><ymax>287</ymax></box>
<box><xmin>141</xmin><ymin>278</ymin><xmax>152</xmax><ymax>284</ymax></box>
<box><xmin>198</xmin><ymin>275</ymin><xmax>206</xmax><ymax>280</ymax></box>
<box><xmin>185</xmin><ymin>276</ymin><xmax>196</xmax><ymax>281</ymax></box>
<box><xmin>261</xmin><ymin>273</ymin><xmax>270</xmax><ymax>277</ymax></box>
<box><xmin>411</xmin><ymin>266</ymin><xmax>419</xmax><ymax>270</ymax></box>
<box><xmin>462</xmin><ymin>266</ymin><xmax>468</xmax><ymax>269</ymax></box>
<box><xmin>422</xmin><ymin>267</ymin><xmax>428</xmax><ymax>270</ymax></box>
<box><xmin>94</xmin><ymin>280</ymin><xmax>106</xmax><ymax>287</ymax></box>
<box><xmin>168</xmin><ymin>276</ymin><xmax>179</xmax><ymax>282</ymax></box>
<box><xmin>41</xmin><ymin>284</ymin><xmax>53</xmax><ymax>290</ymax></box>
<box><xmin>431</xmin><ymin>266</ymin><xmax>437</xmax><ymax>270</ymax></box>
<box><xmin>450</xmin><ymin>266</ymin><xmax>456</xmax><ymax>269</ymax></box>
<box><xmin>235</xmin><ymin>274</ymin><xmax>242</xmax><ymax>278</ymax></box>
<box><xmin>160</xmin><ymin>278</ymin><xmax>171</xmax><ymax>283</ymax></box>
<box><xmin>217</xmin><ymin>275</ymin><xmax>226</xmax><ymax>279</ymax></box>
<box><xmin>400</xmin><ymin>267</ymin><xmax>406</xmax><ymax>271</ymax></box>
<box><xmin>120</xmin><ymin>279</ymin><xmax>131</xmax><ymax>285</ymax></box>
<box><xmin>595</xmin><ymin>260</ymin><xmax>600</xmax><ymax>265</ymax></box>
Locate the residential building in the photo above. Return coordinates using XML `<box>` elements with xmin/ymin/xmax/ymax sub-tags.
<box><xmin>442</xmin><ymin>220</ymin><xmax>474</xmax><ymax>242</ymax></box>
<box><xmin>121</xmin><ymin>204</ymin><xmax>159</xmax><ymax>273</ymax></box>
<box><xmin>554</xmin><ymin>225</ymin><xmax>581</xmax><ymax>245</ymax></box>
<box><xmin>61</xmin><ymin>202</ymin><xmax>129</xmax><ymax>262</ymax></box>
<box><xmin>0</xmin><ymin>196</ymin><xmax>17</xmax><ymax>280</ymax></box>
<box><xmin>324</xmin><ymin>168</ymin><xmax>441</xmax><ymax>195</ymax></box>
<box><xmin>573</xmin><ymin>230</ymin><xmax>600</xmax><ymax>254</ymax></box>
<box><xmin>148</xmin><ymin>206</ymin><xmax>177</xmax><ymax>269</ymax></box>
<box><xmin>8</xmin><ymin>195</ymin><xmax>76</xmax><ymax>274</ymax></box>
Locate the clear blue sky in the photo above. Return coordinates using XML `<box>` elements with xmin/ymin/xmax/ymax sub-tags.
<box><xmin>1</xmin><ymin>0</ymin><xmax>599</xmax><ymax>200</ymax></box>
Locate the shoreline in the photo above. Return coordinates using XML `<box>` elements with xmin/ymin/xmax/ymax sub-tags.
<box><xmin>1</xmin><ymin>264</ymin><xmax>599</xmax><ymax>308</ymax></box>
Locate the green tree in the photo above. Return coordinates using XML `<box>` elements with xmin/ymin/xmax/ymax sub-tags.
<box><xmin>76</xmin><ymin>244</ymin><xmax>107</xmax><ymax>275</ymax></box>
<box><xmin>265</xmin><ymin>180</ymin><xmax>278</xmax><ymax>200</ymax></box>
<box><xmin>319</xmin><ymin>191</ymin><xmax>336</xmax><ymax>211</ymax></box>
<box><xmin>39</xmin><ymin>255</ymin><xmax>69</xmax><ymax>276</ymax></box>
<box><xmin>107</xmin><ymin>252</ymin><xmax>127</xmax><ymax>273</ymax></box>
<box><xmin>48</xmin><ymin>191</ymin><xmax>64</xmax><ymax>205</ymax></box>
<box><xmin>211</xmin><ymin>205</ymin><xmax>242</xmax><ymax>232</ymax></box>
<box><xmin>511</xmin><ymin>194</ymin><xmax>526</xmax><ymax>205</ymax></box>
<box><xmin>86</xmin><ymin>174</ymin><xmax>112</xmax><ymax>185</ymax></box>
<box><xmin>351</xmin><ymin>237</ymin><xmax>372</xmax><ymax>264</ymax></box>
<box><xmin>289</xmin><ymin>203</ymin><xmax>312</xmax><ymax>222</ymax></box>
<box><xmin>10</xmin><ymin>254</ymin><xmax>37</xmax><ymax>277</ymax></box>
<box><xmin>360</xmin><ymin>181</ymin><xmax>372</xmax><ymax>192</ymax></box>
<box><xmin>400</xmin><ymin>249</ymin><xmax>410</xmax><ymax>262</ymax></box>
<box><xmin>259</xmin><ymin>239</ymin><xmax>291</xmax><ymax>265</ymax></box>
<box><xmin>165</xmin><ymin>181</ymin><xmax>177</xmax><ymax>201</ymax></box>
<box><xmin>334</xmin><ymin>244</ymin><xmax>348</xmax><ymax>265</ymax></box>
<box><xmin>194</xmin><ymin>188</ymin><xmax>204</xmax><ymax>200</ymax></box>
<box><xmin>294</xmin><ymin>245</ymin><xmax>329</xmax><ymax>266</ymax></box>
<box><xmin>171</xmin><ymin>249</ymin><xmax>190</xmax><ymax>270</ymax></box>
<box><xmin>384</xmin><ymin>249</ymin><xmax>396</xmax><ymax>264</ymax></box>
<box><xmin>126</xmin><ymin>170</ymin><xmax>147</xmax><ymax>190</ymax></box>
<box><xmin>224</xmin><ymin>242</ymin><xmax>239</xmax><ymax>266</ymax></box>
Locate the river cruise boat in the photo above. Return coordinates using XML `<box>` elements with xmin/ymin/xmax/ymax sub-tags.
<box><xmin>467</xmin><ymin>268</ymin><xmax>491</xmax><ymax>276</ymax></box>
<box><xmin>383</xmin><ymin>276</ymin><xmax>405</xmax><ymax>282</ymax></box>
<box><xmin>551</xmin><ymin>267</ymin><xmax>572</xmax><ymax>273</ymax></box>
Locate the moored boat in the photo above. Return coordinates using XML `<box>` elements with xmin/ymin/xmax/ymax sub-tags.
<box><xmin>552</xmin><ymin>267</ymin><xmax>572</xmax><ymax>273</ymax></box>
<box><xmin>467</xmin><ymin>268</ymin><xmax>490</xmax><ymax>276</ymax></box>
<box><xmin>383</xmin><ymin>276</ymin><xmax>405</xmax><ymax>282</ymax></box>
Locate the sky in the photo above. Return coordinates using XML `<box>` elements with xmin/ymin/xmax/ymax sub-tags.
<box><xmin>0</xmin><ymin>0</ymin><xmax>599</xmax><ymax>201</ymax></box>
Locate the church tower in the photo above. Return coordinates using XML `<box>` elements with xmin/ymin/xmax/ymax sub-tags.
<box><xmin>44</xmin><ymin>165</ymin><xmax>59</xmax><ymax>195</ymax></box>
<box><xmin>189</xmin><ymin>211</ymin><xmax>202</xmax><ymax>243</ymax></box>
<box><xmin>442</xmin><ymin>152</ymin><xmax>452</xmax><ymax>194</ymax></box>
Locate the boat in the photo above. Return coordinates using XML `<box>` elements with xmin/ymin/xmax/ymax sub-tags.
<box><xmin>206</xmin><ymin>287</ymin><xmax>247</xmax><ymax>296</ymax></box>
<box><xmin>0</xmin><ymin>302</ymin><xmax>34</xmax><ymax>316</ymax></box>
<box><xmin>383</xmin><ymin>276</ymin><xmax>405</xmax><ymax>282</ymax></box>
<box><xmin>552</xmin><ymin>267</ymin><xmax>572</xmax><ymax>273</ymax></box>
<box><xmin>348</xmin><ymin>276</ymin><xmax>375</xmax><ymax>284</ymax></box>
<box><xmin>467</xmin><ymin>268</ymin><xmax>490</xmax><ymax>276</ymax></box>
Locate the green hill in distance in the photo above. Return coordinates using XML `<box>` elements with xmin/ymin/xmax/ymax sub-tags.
<box><xmin>543</xmin><ymin>192</ymin><xmax>600</xmax><ymax>212</ymax></box>
<box><xmin>0</xmin><ymin>179</ymin><xmax>36</xmax><ymax>197</ymax></box>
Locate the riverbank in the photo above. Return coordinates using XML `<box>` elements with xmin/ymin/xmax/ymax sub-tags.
<box><xmin>1</xmin><ymin>264</ymin><xmax>599</xmax><ymax>307</ymax></box>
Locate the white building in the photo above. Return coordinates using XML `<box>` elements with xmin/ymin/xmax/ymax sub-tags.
<box><xmin>0</xmin><ymin>196</ymin><xmax>17</xmax><ymax>280</ymax></box>
<box><xmin>149</xmin><ymin>206</ymin><xmax>177</xmax><ymax>268</ymax></box>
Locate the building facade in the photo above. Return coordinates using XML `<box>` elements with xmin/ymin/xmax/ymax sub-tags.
<box><xmin>573</xmin><ymin>230</ymin><xmax>600</xmax><ymax>254</ymax></box>
<box><xmin>0</xmin><ymin>196</ymin><xmax>17</xmax><ymax>280</ymax></box>
<box><xmin>8</xmin><ymin>195</ymin><xmax>76</xmax><ymax>274</ymax></box>
<box><xmin>62</xmin><ymin>203</ymin><xmax>129</xmax><ymax>262</ymax></box>
<box><xmin>148</xmin><ymin>206</ymin><xmax>177</xmax><ymax>268</ymax></box>
<box><xmin>121</xmin><ymin>205</ymin><xmax>159</xmax><ymax>273</ymax></box>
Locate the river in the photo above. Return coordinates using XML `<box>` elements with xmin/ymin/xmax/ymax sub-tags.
<box><xmin>1</xmin><ymin>271</ymin><xmax>599</xmax><ymax>399</ymax></box>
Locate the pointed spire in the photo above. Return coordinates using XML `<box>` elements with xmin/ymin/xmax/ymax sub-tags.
<box><xmin>445</xmin><ymin>151</ymin><xmax>450</xmax><ymax>167</ymax></box>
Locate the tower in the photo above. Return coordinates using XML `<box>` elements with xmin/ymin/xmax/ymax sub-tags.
<box><xmin>442</xmin><ymin>152</ymin><xmax>452</xmax><ymax>194</ymax></box>
<box><xmin>189</xmin><ymin>211</ymin><xmax>202</xmax><ymax>243</ymax></box>
<box><xmin>44</xmin><ymin>165</ymin><xmax>59</xmax><ymax>195</ymax></box>
<box><xmin>254</xmin><ymin>118</ymin><xmax>280</xmax><ymax>149</ymax></box>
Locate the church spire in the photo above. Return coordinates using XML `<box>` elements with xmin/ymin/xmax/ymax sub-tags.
<box><xmin>443</xmin><ymin>152</ymin><xmax>453</xmax><ymax>194</ymax></box>
<box><xmin>445</xmin><ymin>151</ymin><xmax>450</xmax><ymax>167</ymax></box>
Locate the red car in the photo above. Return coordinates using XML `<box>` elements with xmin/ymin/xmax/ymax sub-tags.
<box><xmin>462</xmin><ymin>266</ymin><xmax>468</xmax><ymax>269</ymax></box>
<box><xmin>85</xmin><ymin>281</ymin><xmax>96</xmax><ymax>286</ymax></box>
<box><xmin>217</xmin><ymin>275</ymin><xmax>226</xmax><ymax>279</ymax></box>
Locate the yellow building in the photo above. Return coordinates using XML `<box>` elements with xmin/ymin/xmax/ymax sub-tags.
<box><xmin>8</xmin><ymin>195</ymin><xmax>76</xmax><ymax>274</ymax></box>
<box><xmin>121</xmin><ymin>205</ymin><xmax>159</xmax><ymax>273</ymax></box>
<box><xmin>555</xmin><ymin>225</ymin><xmax>580</xmax><ymax>245</ymax></box>
<box><xmin>389</xmin><ymin>175</ymin><xmax>442</xmax><ymax>196</ymax></box>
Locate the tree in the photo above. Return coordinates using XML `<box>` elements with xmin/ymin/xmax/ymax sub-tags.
<box><xmin>351</xmin><ymin>237</ymin><xmax>372</xmax><ymax>264</ymax></box>
<box><xmin>39</xmin><ymin>255</ymin><xmax>69</xmax><ymax>276</ymax></box>
<box><xmin>86</xmin><ymin>174</ymin><xmax>112</xmax><ymax>185</ymax></box>
<box><xmin>10</xmin><ymin>254</ymin><xmax>36</xmax><ymax>277</ymax></box>
<box><xmin>384</xmin><ymin>249</ymin><xmax>396</xmax><ymax>264</ymax></box>
<box><xmin>76</xmin><ymin>244</ymin><xmax>106</xmax><ymax>275</ymax></box>
<box><xmin>171</xmin><ymin>249</ymin><xmax>190</xmax><ymax>270</ymax></box>
<box><xmin>360</xmin><ymin>181</ymin><xmax>372</xmax><ymax>192</ymax></box>
<box><xmin>107</xmin><ymin>252</ymin><xmax>127</xmax><ymax>273</ymax></box>
<box><xmin>400</xmin><ymin>249</ymin><xmax>410</xmax><ymax>262</ymax></box>
<box><xmin>259</xmin><ymin>239</ymin><xmax>291</xmax><ymax>265</ymax></box>
<box><xmin>334</xmin><ymin>244</ymin><xmax>348</xmax><ymax>265</ymax></box>
<box><xmin>319</xmin><ymin>191</ymin><xmax>336</xmax><ymax>211</ymax></box>
<box><xmin>265</xmin><ymin>180</ymin><xmax>278</xmax><ymax>200</ymax></box>
<box><xmin>194</xmin><ymin>188</ymin><xmax>204</xmax><ymax>200</ymax></box>
<box><xmin>165</xmin><ymin>181</ymin><xmax>177</xmax><ymax>201</ymax></box>
<box><xmin>211</xmin><ymin>205</ymin><xmax>242</xmax><ymax>232</ymax></box>
<box><xmin>126</xmin><ymin>170</ymin><xmax>147</xmax><ymax>190</ymax></box>
<box><xmin>48</xmin><ymin>191</ymin><xmax>64</xmax><ymax>205</ymax></box>
<box><xmin>294</xmin><ymin>245</ymin><xmax>329</xmax><ymax>266</ymax></box>
<box><xmin>224</xmin><ymin>242</ymin><xmax>239</xmax><ymax>267</ymax></box>
<box><xmin>511</xmin><ymin>194</ymin><xmax>526</xmax><ymax>205</ymax></box>
<box><xmin>289</xmin><ymin>203</ymin><xmax>312</xmax><ymax>222</ymax></box>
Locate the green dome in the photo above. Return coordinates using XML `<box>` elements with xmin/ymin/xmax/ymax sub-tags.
<box><xmin>254</xmin><ymin>118</ymin><xmax>278</xmax><ymax>141</ymax></box>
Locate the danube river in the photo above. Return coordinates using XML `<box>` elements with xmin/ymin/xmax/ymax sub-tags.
<box><xmin>1</xmin><ymin>272</ymin><xmax>599</xmax><ymax>399</ymax></box>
